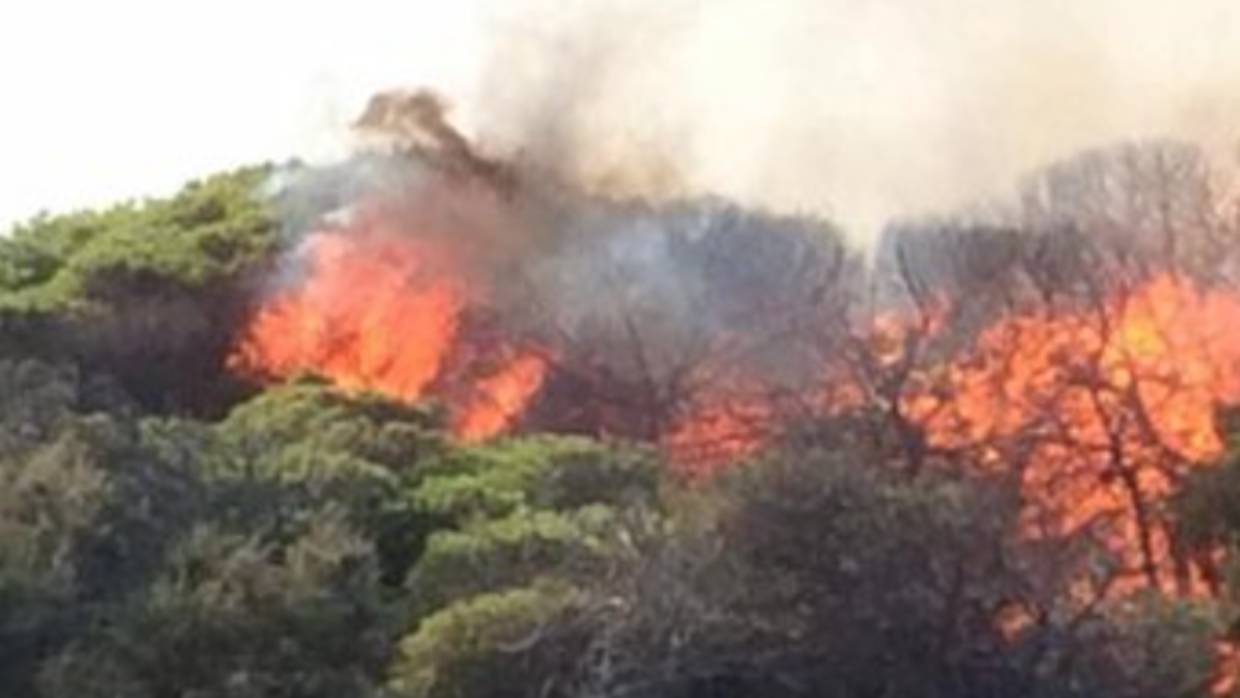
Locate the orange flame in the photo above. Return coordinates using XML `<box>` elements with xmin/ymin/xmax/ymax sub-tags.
<box><xmin>453</xmin><ymin>351</ymin><xmax>549</xmax><ymax>441</ymax></box>
<box><xmin>660</xmin><ymin>274</ymin><xmax>1240</xmax><ymax>593</ymax></box>
<box><xmin>233</xmin><ymin>223</ymin><xmax>1240</xmax><ymax>578</ymax></box>
<box><xmin>232</xmin><ymin>244</ymin><xmax>1240</xmax><ymax>684</ymax></box>
<box><xmin>905</xmin><ymin>274</ymin><xmax>1240</xmax><ymax>592</ymax></box>
<box><xmin>230</xmin><ymin>230</ymin><xmax>464</xmax><ymax>400</ymax></box>
<box><xmin>663</xmin><ymin>397</ymin><xmax>774</xmax><ymax>476</ymax></box>
<box><xmin>229</xmin><ymin>220</ymin><xmax>546</xmax><ymax>440</ymax></box>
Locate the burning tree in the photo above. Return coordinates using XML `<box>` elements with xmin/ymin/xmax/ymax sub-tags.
<box><xmin>8</xmin><ymin>86</ymin><xmax>1240</xmax><ymax>697</ymax></box>
<box><xmin>866</xmin><ymin>147</ymin><xmax>1240</xmax><ymax>600</ymax></box>
<box><xmin>229</xmin><ymin>96</ymin><xmax>1240</xmax><ymax>657</ymax></box>
<box><xmin>517</xmin><ymin>199</ymin><xmax>858</xmax><ymax>466</ymax></box>
<box><xmin>231</xmin><ymin>90</ymin><xmax>862</xmax><ymax>471</ymax></box>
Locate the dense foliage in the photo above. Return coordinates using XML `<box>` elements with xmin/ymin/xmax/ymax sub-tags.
<box><xmin>1</xmin><ymin>161</ymin><xmax>1238</xmax><ymax>697</ymax></box>
<box><xmin>0</xmin><ymin>167</ymin><xmax>277</xmax><ymax>413</ymax></box>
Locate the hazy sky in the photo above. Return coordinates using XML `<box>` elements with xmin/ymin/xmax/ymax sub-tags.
<box><xmin>0</xmin><ymin>0</ymin><xmax>491</xmax><ymax>229</ymax></box>
<box><xmin>3</xmin><ymin>1</ymin><xmax>1239</xmax><ymax>240</ymax></box>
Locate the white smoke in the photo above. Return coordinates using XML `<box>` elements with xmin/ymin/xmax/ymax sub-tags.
<box><xmin>446</xmin><ymin>0</ymin><xmax>1240</xmax><ymax>243</ymax></box>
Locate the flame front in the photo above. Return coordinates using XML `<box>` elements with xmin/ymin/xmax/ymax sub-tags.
<box><xmin>232</xmin><ymin>221</ymin><xmax>1240</xmax><ymax>595</ymax></box>
<box><xmin>230</xmin><ymin>230</ymin><xmax>465</xmax><ymax>400</ymax></box>
<box><xmin>910</xmin><ymin>276</ymin><xmax>1240</xmax><ymax>461</ymax></box>
<box><xmin>661</xmin><ymin>274</ymin><xmax>1240</xmax><ymax>591</ymax></box>
<box><xmin>904</xmin><ymin>275</ymin><xmax>1240</xmax><ymax>591</ymax></box>
<box><xmin>453</xmin><ymin>351</ymin><xmax>549</xmax><ymax>441</ymax></box>
<box><xmin>229</xmin><ymin>218</ymin><xmax>546</xmax><ymax>440</ymax></box>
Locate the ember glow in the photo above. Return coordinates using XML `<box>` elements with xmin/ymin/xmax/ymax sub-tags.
<box><xmin>663</xmin><ymin>395</ymin><xmax>775</xmax><ymax>476</ymax></box>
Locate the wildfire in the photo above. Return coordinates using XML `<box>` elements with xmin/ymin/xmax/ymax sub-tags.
<box><xmin>229</xmin><ymin>192</ymin><xmax>1240</xmax><ymax>599</ymax></box>
<box><xmin>228</xmin><ymin>212</ymin><xmax>547</xmax><ymax>440</ymax></box>
<box><xmin>903</xmin><ymin>274</ymin><xmax>1240</xmax><ymax>592</ymax></box>
<box><xmin>662</xmin><ymin>397</ymin><xmax>775</xmax><ymax>476</ymax></box>
<box><xmin>655</xmin><ymin>273</ymin><xmax>1240</xmax><ymax>593</ymax></box>
<box><xmin>222</xmin><ymin>86</ymin><xmax>1240</xmax><ymax>691</ymax></box>
<box><xmin>452</xmin><ymin>351</ymin><xmax>549</xmax><ymax>441</ymax></box>
<box><xmin>228</xmin><ymin>226</ymin><xmax>464</xmax><ymax>400</ymax></box>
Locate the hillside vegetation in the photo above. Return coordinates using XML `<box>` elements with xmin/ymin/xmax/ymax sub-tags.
<box><xmin>1</xmin><ymin>166</ymin><xmax>1238</xmax><ymax>698</ymax></box>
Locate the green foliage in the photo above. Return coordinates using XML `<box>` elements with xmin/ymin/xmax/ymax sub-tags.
<box><xmin>403</xmin><ymin>436</ymin><xmax>660</xmax><ymax>595</ymax></box>
<box><xmin>390</xmin><ymin>581</ymin><xmax>589</xmax><ymax>698</ymax></box>
<box><xmin>391</xmin><ymin>436</ymin><xmax>662</xmax><ymax>696</ymax></box>
<box><xmin>119</xmin><ymin>380</ymin><xmax>448</xmax><ymax>592</ymax></box>
<box><xmin>413</xmin><ymin>435</ymin><xmax>660</xmax><ymax>522</ymax></box>
<box><xmin>0</xmin><ymin>353</ymin><xmax>665</xmax><ymax>696</ymax></box>
<box><xmin>569</xmin><ymin>449</ymin><xmax>1227</xmax><ymax>698</ymax></box>
<box><xmin>0</xmin><ymin>358</ymin><xmax>132</xmax><ymax>458</ymax></box>
<box><xmin>2</xmin><ymin>166</ymin><xmax>275</xmax><ymax>307</ymax></box>
<box><xmin>0</xmin><ymin>359</ymin><xmax>409</xmax><ymax>694</ymax></box>
<box><xmin>0</xmin><ymin>166</ymin><xmax>279</xmax><ymax>413</ymax></box>
<box><xmin>217</xmin><ymin>379</ymin><xmax>446</xmax><ymax>476</ymax></box>
<box><xmin>0</xmin><ymin>164</ymin><xmax>1232</xmax><ymax>698</ymax></box>
<box><xmin>1175</xmin><ymin>407</ymin><xmax>1240</xmax><ymax>662</ymax></box>
<box><xmin>206</xmin><ymin>381</ymin><xmax>450</xmax><ymax>586</ymax></box>
<box><xmin>1084</xmin><ymin>595</ymin><xmax>1228</xmax><ymax>698</ymax></box>
<box><xmin>0</xmin><ymin>422</ymin><xmax>110</xmax><ymax>694</ymax></box>
<box><xmin>410</xmin><ymin>506</ymin><xmax>619</xmax><ymax>614</ymax></box>
<box><xmin>38</xmin><ymin>510</ymin><xmax>390</xmax><ymax>698</ymax></box>
<box><xmin>1177</xmin><ymin>409</ymin><xmax>1240</xmax><ymax>556</ymax></box>
<box><xmin>0</xmin><ymin>204</ymin><xmax>142</xmax><ymax>299</ymax></box>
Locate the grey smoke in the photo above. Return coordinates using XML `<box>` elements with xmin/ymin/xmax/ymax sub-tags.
<box><xmin>457</xmin><ymin>0</ymin><xmax>1240</xmax><ymax>243</ymax></box>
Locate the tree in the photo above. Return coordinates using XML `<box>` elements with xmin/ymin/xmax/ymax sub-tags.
<box><xmin>515</xmin><ymin>199</ymin><xmax>857</xmax><ymax>455</ymax></box>
<box><xmin>0</xmin><ymin>166</ymin><xmax>280</xmax><ymax>414</ymax></box>
<box><xmin>389</xmin><ymin>436</ymin><xmax>663</xmax><ymax>697</ymax></box>
<box><xmin>390</xmin><ymin>580</ymin><xmax>591</xmax><ymax>698</ymax></box>
<box><xmin>1017</xmin><ymin>140</ymin><xmax>1240</xmax><ymax>281</ymax></box>
<box><xmin>0</xmin><ymin>372</ymin><xmax>431</xmax><ymax>695</ymax></box>
<box><xmin>575</xmin><ymin>446</ymin><xmax>1226</xmax><ymax>698</ymax></box>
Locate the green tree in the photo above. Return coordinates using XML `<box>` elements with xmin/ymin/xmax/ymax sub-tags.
<box><xmin>391</xmin><ymin>581</ymin><xmax>591</xmax><ymax>698</ymax></box>
<box><xmin>0</xmin><ymin>166</ymin><xmax>279</xmax><ymax>413</ymax></box>
<box><xmin>37</xmin><ymin>509</ymin><xmax>390</xmax><ymax>698</ymax></box>
<box><xmin>570</xmin><ymin>447</ymin><xmax>1226</xmax><ymax>698</ymax></box>
<box><xmin>388</xmin><ymin>437</ymin><xmax>663</xmax><ymax>697</ymax></box>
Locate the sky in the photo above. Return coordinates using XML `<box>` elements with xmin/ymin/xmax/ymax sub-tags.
<box><xmin>2</xmin><ymin>1</ymin><xmax>1239</xmax><ymax>240</ymax></box>
<box><xmin>0</xmin><ymin>0</ymin><xmax>492</xmax><ymax>230</ymax></box>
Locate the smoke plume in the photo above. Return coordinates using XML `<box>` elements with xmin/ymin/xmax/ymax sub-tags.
<box><xmin>450</xmin><ymin>0</ymin><xmax>1240</xmax><ymax>241</ymax></box>
<box><xmin>235</xmin><ymin>87</ymin><xmax>853</xmax><ymax>458</ymax></box>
